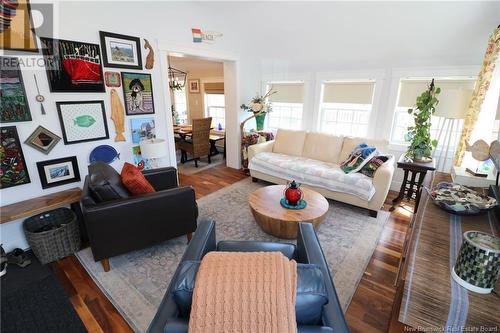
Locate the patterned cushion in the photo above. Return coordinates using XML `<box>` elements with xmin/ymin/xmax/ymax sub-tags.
<box><xmin>121</xmin><ymin>163</ymin><xmax>155</xmax><ymax>195</ymax></box>
<box><xmin>249</xmin><ymin>152</ymin><xmax>375</xmax><ymax>201</ymax></box>
<box><xmin>359</xmin><ymin>155</ymin><xmax>389</xmax><ymax>178</ymax></box>
<box><xmin>340</xmin><ymin>143</ymin><xmax>377</xmax><ymax>174</ymax></box>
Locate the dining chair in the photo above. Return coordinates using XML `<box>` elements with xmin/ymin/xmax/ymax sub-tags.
<box><xmin>178</xmin><ymin>117</ymin><xmax>212</xmax><ymax>167</ymax></box>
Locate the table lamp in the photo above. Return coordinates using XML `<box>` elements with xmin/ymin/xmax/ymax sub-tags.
<box><xmin>139</xmin><ymin>139</ymin><xmax>168</xmax><ymax>169</ymax></box>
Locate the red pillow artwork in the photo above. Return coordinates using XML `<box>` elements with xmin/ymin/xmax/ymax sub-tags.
<box><xmin>121</xmin><ymin>162</ymin><xmax>155</xmax><ymax>195</ymax></box>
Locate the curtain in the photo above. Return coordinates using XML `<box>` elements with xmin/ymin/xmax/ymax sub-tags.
<box><xmin>454</xmin><ymin>27</ymin><xmax>500</xmax><ymax>166</ymax></box>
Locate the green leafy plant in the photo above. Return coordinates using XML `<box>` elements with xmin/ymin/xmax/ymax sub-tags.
<box><xmin>404</xmin><ymin>79</ymin><xmax>440</xmax><ymax>161</ymax></box>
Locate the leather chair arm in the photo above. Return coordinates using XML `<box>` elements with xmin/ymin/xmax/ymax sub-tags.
<box><xmin>297</xmin><ymin>223</ymin><xmax>350</xmax><ymax>333</ymax></box>
<box><xmin>84</xmin><ymin>186</ymin><xmax>198</xmax><ymax>261</ymax></box>
<box><xmin>143</xmin><ymin>167</ymin><xmax>179</xmax><ymax>191</ymax></box>
<box><xmin>146</xmin><ymin>219</ymin><xmax>216</xmax><ymax>333</ymax></box>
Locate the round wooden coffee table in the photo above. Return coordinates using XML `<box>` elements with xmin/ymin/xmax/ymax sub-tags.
<box><xmin>249</xmin><ymin>185</ymin><xmax>329</xmax><ymax>239</ymax></box>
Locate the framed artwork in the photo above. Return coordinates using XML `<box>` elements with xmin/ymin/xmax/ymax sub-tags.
<box><xmin>131</xmin><ymin>145</ymin><xmax>145</xmax><ymax>170</ymax></box>
<box><xmin>36</xmin><ymin>156</ymin><xmax>80</xmax><ymax>189</ymax></box>
<box><xmin>99</xmin><ymin>31</ymin><xmax>143</xmax><ymax>70</ymax></box>
<box><xmin>189</xmin><ymin>79</ymin><xmax>200</xmax><ymax>93</ymax></box>
<box><xmin>0</xmin><ymin>0</ymin><xmax>38</xmax><ymax>52</ymax></box>
<box><xmin>56</xmin><ymin>101</ymin><xmax>109</xmax><ymax>144</ymax></box>
<box><xmin>104</xmin><ymin>71</ymin><xmax>121</xmax><ymax>87</ymax></box>
<box><xmin>24</xmin><ymin>126</ymin><xmax>61</xmax><ymax>154</ymax></box>
<box><xmin>0</xmin><ymin>57</ymin><xmax>32</xmax><ymax>123</ymax></box>
<box><xmin>0</xmin><ymin>126</ymin><xmax>30</xmax><ymax>189</ymax></box>
<box><xmin>121</xmin><ymin>72</ymin><xmax>155</xmax><ymax>115</ymax></box>
<box><xmin>130</xmin><ymin>117</ymin><xmax>155</xmax><ymax>144</ymax></box>
<box><xmin>40</xmin><ymin>37</ymin><xmax>105</xmax><ymax>93</ymax></box>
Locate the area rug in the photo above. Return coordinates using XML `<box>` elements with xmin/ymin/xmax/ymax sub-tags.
<box><xmin>76</xmin><ymin>178</ymin><xmax>390</xmax><ymax>332</ymax></box>
<box><xmin>176</xmin><ymin>150</ymin><xmax>225</xmax><ymax>175</ymax></box>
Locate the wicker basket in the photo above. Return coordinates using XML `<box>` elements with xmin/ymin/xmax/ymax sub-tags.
<box><xmin>23</xmin><ymin>208</ymin><xmax>81</xmax><ymax>264</ymax></box>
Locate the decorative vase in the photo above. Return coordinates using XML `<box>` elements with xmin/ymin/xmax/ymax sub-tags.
<box><xmin>284</xmin><ymin>180</ymin><xmax>303</xmax><ymax>206</ymax></box>
<box><xmin>254</xmin><ymin>112</ymin><xmax>266</xmax><ymax>131</ymax></box>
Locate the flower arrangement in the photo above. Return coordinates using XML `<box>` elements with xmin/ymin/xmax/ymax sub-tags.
<box><xmin>240</xmin><ymin>89</ymin><xmax>277</xmax><ymax>131</ymax></box>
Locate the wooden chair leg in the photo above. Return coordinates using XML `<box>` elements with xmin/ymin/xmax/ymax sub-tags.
<box><xmin>101</xmin><ymin>258</ymin><xmax>110</xmax><ymax>272</ymax></box>
<box><xmin>194</xmin><ymin>159</ymin><xmax>198</xmax><ymax>168</ymax></box>
<box><xmin>186</xmin><ymin>232</ymin><xmax>193</xmax><ymax>243</ymax></box>
<box><xmin>208</xmin><ymin>154</ymin><xmax>211</xmax><ymax>164</ymax></box>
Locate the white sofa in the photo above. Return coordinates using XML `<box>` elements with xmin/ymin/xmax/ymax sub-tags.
<box><xmin>248</xmin><ymin>129</ymin><xmax>395</xmax><ymax>217</ymax></box>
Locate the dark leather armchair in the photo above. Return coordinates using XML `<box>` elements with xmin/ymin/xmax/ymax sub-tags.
<box><xmin>147</xmin><ymin>219</ymin><xmax>350</xmax><ymax>333</ymax></box>
<box><xmin>81</xmin><ymin>164</ymin><xmax>198</xmax><ymax>272</ymax></box>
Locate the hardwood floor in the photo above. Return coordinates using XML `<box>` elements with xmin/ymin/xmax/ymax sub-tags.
<box><xmin>50</xmin><ymin>164</ymin><xmax>412</xmax><ymax>333</ymax></box>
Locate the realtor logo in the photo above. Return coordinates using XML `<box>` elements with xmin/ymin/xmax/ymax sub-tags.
<box><xmin>192</xmin><ymin>28</ymin><xmax>222</xmax><ymax>44</ymax></box>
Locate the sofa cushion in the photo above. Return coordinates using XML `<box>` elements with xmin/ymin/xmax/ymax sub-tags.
<box><xmin>217</xmin><ymin>241</ymin><xmax>296</xmax><ymax>259</ymax></box>
<box><xmin>360</xmin><ymin>155</ymin><xmax>390</xmax><ymax>178</ymax></box>
<box><xmin>340</xmin><ymin>143</ymin><xmax>378</xmax><ymax>174</ymax></box>
<box><xmin>339</xmin><ymin>137</ymin><xmax>388</xmax><ymax>162</ymax></box>
<box><xmin>273</xmin><ymin>129</ymin><xmax>307</xmax><ymax>157</ymax></box>
<box><xmin>302</xmin><ymin>132</ymin><xmax>344</xmax><ymax>164</ymax></box>
<box><xmin>88</xmin><ymin>162</ymin><xmax>130</xmax><ymax>203</ymax></box>
<box><xmin>121</xmin><ymin>162</ymin><xmax>156</xmax><ymax>195</ymax></box>
<box><xmin>249</xmin><ymin>152</ymin><xmax>376</xmax><ymax>200</ymax></box>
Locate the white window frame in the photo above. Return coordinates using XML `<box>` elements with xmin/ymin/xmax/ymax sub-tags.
<box><xmin>263</xmin><ymin>81</ymin><xmax>306</xmax><ymax>131</ymax></box>
<box><xmin>204</xmin><ymin>92</ymin><xmax>225</xmax><ymax>129</ymax></box>
<box><xmin>173</xmin><ymin>87</ymin><xmax>188</xmax><ymax>124</ymax></box>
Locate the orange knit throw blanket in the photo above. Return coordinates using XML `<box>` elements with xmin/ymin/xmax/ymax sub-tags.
<box><xmin>188</xmin><ymin>252</ymin><xmax>298</xmax><ymax>333</ymax></box>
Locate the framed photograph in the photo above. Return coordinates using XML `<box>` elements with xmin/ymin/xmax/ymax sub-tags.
<box><xmin>104</xmin><ymin>71</ymin><xmax>121</xmax><ymax>87</ymax></box>
<box><xmin>0</xmin><ymin>0</ymin><xmax>38</xmax><ymax>52</ymax></box>
<box><xmin>130</xmin><ymin>117</ymin><xmax>155</xmax><ymax>144</ymax></box>
<box><xmin>99</xmin><ymin>31</ymin><xmax>142</xmax><ymax>70</ymax></box>
<box><xmin>40</xmin><ymin>37</ymin><xmax>105</xmax><ymax>93</ymax></box>
<box><xmin>0</xmin><ymin>57</ymin><xmax>32</xmax><ymax>123</ymax></box>
<box><xmin>56</xmin><ymin>101</ymin><xmax>109</xmax><ymax>144</ymax></box>
<box><xmin>0</xmin><ymin>126</ymin><xmax>31</xmax><ymax>189</ymax></box>
<box><xmin>25</xmin><ymin>126</ymin><xmax>61</xmax><ymax>154</ymax></box>
<box><xmin>36</xmin><ymin>156</ymin><xmax>80</xmax><ymax>189</ymax></box>
<box><xmin>131</xmin><ymin>145</ymin><xmax>145</xmax><ymax>170</ymax></box>
<box><xmin>121</xmin><ymin>72</ymin><xmax>155</xmax><ymax>115</ymax></box>
<box><xmin>189</xmin><ymin>79</ymin><xmax>200</xmax><ymax>93</ymax></box>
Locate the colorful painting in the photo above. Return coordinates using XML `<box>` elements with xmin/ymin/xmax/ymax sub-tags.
<box><xmin>0</xmin><ymin>57</ymin><xmax>32</xmax><ymax>123</ymax></box>
<box><xmin>56</xmin><ymin>101</ymin><xmax>109</xmax><ymax>144</ymax></box>
<box><xmin>36</xmin><ymin>156</ymin><xmax>80</xmax><ymax>189</ymax></box>
<box><xmin>24</xmin><ymin>125</ymin><xmax>61</xmax><ymax>154</ymax></box>
<box><xmin>40</xmin><ymin>37</ymin><xmax>105</xmax><ymax>93</ymax></box>
<box><xmin>0</xmin><ymin>0</ymin><xmax>38</xmax><ymax>52</ymax></box>
<box><xmin>100</xmin><ymin>31</ymin><xmax>142</xmax><ymax>70</ymax></box>
<box><xmin>130</xmin><ymin>117</ymin><xmax>155</xmax><ymax>144</ymax></box>
<box><xmin>121</xmin><ymin>72</ymin><xmax>155</xmax><ymax>115</ymax></box>
<box><xmin>131</xmin><ymin>145</ymin><xmax>145</xmax><ymax>170</ymax></box>
<box><xmin>0</xmin><ymin>126</ymin><xmax>30</xmax><ymax>189</ymax></box>
<box><xmin>104</xmin><ymin>71</ymin><xmax>121</xmax><ymax>87</ymax></box>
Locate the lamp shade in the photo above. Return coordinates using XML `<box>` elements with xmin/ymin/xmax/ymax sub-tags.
<box><xmin>434</xmin><ymin>88</ymin><xmax>473</xmax><ymax>119</ymax></box>
<box><xmin>139</xmin><ymin>139</ymin><xmax>168</xmax><ymax>159</ymax></box>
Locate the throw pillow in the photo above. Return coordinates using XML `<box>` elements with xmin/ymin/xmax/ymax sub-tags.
<box><xmin>121</xmin><ymin>162</ymin><xmax>156</xmax><ymax>195</ymax></box>
<box><xmin>359</xmin><ymin>155</ymin><xmax>389</xmax><ymax>178</ymax></box>
<box><xmin>340</xmin><ymin>143</ymin><xmax>377</xmax><ymax>174</ymax></box>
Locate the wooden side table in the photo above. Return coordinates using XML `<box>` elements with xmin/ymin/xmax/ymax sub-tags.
<box><xmin>390</xmin><ymin>155</ymin><xmax>435</xmax><ymax>212</ymax></box>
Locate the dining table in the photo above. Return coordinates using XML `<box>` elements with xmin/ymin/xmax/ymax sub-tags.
<box><xmin>173</xmin><ymin>124</ymin><xmax>225</xmax><ymax>157</ymax></box>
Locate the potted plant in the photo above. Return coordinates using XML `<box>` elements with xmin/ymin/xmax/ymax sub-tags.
<box><xmin>240</xmin><ymin>89</ymin><xmax>276</xmax><ymax>131</ymax></box>
<box><xmin>404</xmin><ymin>79</ymin><xmax>440</xmax><ymax>162</ymax></box>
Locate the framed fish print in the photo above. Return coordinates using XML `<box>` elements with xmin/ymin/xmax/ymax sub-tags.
<box><xmin>1</xmin><ymin>126</ymin><xmax>31</xmax><ymax>189</ymax></box>
<box><xmin>121</xmin><ymin>72</ymin><xmax>155</xmax><ymax>115</ymax></box>
<box><xmin>0</xmin><ymin>0</ymin><xmax>38</xmax><ymax>52</ymax></box>
<box><xmin>24</xmin><ymin>125</ymin><xmax>61</xmax><ymax>154</ymax></box>
<box><xmin>56</xmin><ymin>101</ymin><xmax>109</xmax><ymax>145</ymax></box>
<box><xmin>99</xmin><ymin>31</ymin><xmax>143</xmax><ymax>70</ymax></box>
<box><xmin>0</xmin><ymin>57</ymin><xmax>32</xmax><ymax>123</ymax></box>
<box><xmin>40</xmin><ymin>37</ymin><xmax>105</xmax><ymax>93</ymax></box>
<box><xmin>36</xmin><ymin>156</ymin><xmax>80</xmax><ymax>189</ymax></box>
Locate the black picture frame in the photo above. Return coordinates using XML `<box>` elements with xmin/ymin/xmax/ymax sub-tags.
<box><xmin>0</xmin><ymin>56</ymin><xmax>32</xmax><ymax>123</ymax></box>
<box><xmin>121</xmin><ymin>72</ymin><xmax>155</xmax><ymax>115</ymax></box>
<box><xmin>36</xmin><ymin>156</ymin><xmax>80</xmax><ymax>189</ymax></box>
<box><xmin>56</xmin><ymin>100</ymin><xmax>110</xmax><ymax>144</ymax></box>
<box><xmin>40</xmin><ymin>37</ymin><xmax>105</xmax><ymax>93</ymax></box>
<box><xmin>99</xmin><ymin>31</ymin><xmax>143</xmax><ymax>70</ymax></box>
<box><xmin>0</xmin><ymin>126</ymin><xmax>31</xmax><ymax>189</ymax></box>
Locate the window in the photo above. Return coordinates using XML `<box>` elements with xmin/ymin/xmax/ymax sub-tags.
<box><xmin>173</xmin><ymin>87</ymin><xmax>188</xmax><ymax>124</ymax></box>
<box><xmin>319</xmin><ymin>81</ymin><xmax>374</xmax><ymax>136</ymax></box>
<box><xmin>390</xmin><ymin>79</ymin><xmax>476</xmax><ymax>149</ymax></box>
<box><xmin>266</xmin><ymin>82</ymin><xmax>304</xmax><ymax>130</ymax></box>
<box><xmin>205</xmin><ymin>93</ymin><xmax>225</xmax><ymax>129</ymax></box>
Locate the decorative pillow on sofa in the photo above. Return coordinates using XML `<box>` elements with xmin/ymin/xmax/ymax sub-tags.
<box><xmin>340</xmin><ymin>143</ymin><xmax>377</xmax><ymax>174</ymax></box>
<box><xmin>121</xmin><ymin>162</ymin><xmax>156</xmax><ymax>195</ymax></box>
<box><xmin>359</xmin><ymin>155</ymin><xmax>389</xmax><ymax>178</ymax></box>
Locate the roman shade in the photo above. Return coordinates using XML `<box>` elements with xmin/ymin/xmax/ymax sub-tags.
<box><xmin>322</xmin><ymin>81</ymin><xmax>374</xmax><ymax>104</ymax></box>
<box><xmin>268</xmin><ymin>83</ymin><xmax>304</xmax><ymax>104</ymax></box>
<box><xmin>397</xmin><ymin>79</ymin><xmax>476</xmax><ymax>113</ymax></box>
<box><xmin>204</xmin><ymin>82</ymin><xmax>224</xmax><ymax>94</ymax></box>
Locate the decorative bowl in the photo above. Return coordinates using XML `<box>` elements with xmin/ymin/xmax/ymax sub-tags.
<box><xmin>280</xmin><ymin>198</ymin><xmax>307</xmax><ymax>210</ymax></box>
